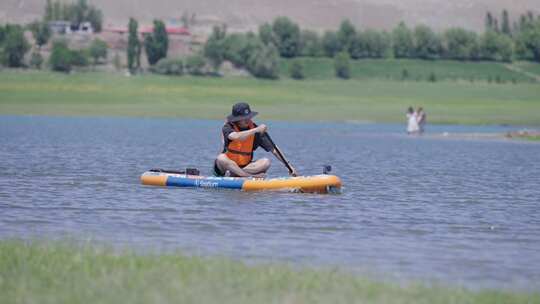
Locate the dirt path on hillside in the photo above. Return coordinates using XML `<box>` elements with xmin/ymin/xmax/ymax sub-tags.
<box><xmin>503</xmin><ymin>63</ymin><xmax>540</xmax><ymax>82</ymax></box>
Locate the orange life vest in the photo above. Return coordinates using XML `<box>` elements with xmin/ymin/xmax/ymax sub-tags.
<box><xmin>225</xmin><ymin>121</ymin><xmax>255</xmax><ymax>167</ymax></box>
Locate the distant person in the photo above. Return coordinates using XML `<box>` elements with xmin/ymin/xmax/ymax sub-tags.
<box><xmin>417</xmin><ymin>107</ymin><xmax>426</xmax><ymax>134</ymax></box>
<box><xmin>214</xmin><ymin>102</ymin><xmax>298</xmax><ymax>177</ymax></box>
<box><xmin>406</xmin><ymin>106</ymin><xmax>419</xmax><ymax>135</ymax></box>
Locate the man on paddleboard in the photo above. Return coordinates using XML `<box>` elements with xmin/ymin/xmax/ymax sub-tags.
<box><xmin>214</xmin><ymin>102</ymin><xmax>298</xmax><ymax>177</ymax></box>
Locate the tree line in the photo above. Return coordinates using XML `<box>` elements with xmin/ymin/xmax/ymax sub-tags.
<box><xmin>247</xmin><ymin>11</ymin><xmax>540</xmax><ymax>62</ymax></box>
<box><xmin>2</xmin><ymin>7</ymin><xmax>539</xmax><ymax>79</ymax></box>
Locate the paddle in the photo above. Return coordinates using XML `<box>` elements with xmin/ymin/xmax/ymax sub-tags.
<box><xmin>263</xmin><ymin>133</ymin><xmax>297</xmax><ymax>176</ymax></box>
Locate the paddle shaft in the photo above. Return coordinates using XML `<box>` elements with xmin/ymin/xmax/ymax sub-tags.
<box><xmin>264</xmin><ymin>133</ymin><xmax>295</xmax><ymax>175</ymax></box>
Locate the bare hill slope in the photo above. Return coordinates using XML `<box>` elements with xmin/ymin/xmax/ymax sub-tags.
<box><xmin>1</xmin><ymin>0</ymin><xmax>538</xmax><ymax>32</ymax></box>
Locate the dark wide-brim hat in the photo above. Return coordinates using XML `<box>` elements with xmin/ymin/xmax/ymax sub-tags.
<box><xmin>227</xmin><ymin>102</ymin><xmax>258</xmax><ymax>122</ymax></box>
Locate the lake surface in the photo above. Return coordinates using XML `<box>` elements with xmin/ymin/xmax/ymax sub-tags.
<box><xmin>1</xmin><ymin>116</ymin><xmax>539</xmax><ymax>290</ymax></box>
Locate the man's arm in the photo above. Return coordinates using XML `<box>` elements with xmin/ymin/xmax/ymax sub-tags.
<box><xmin>228</xmin><ymin>124</ymin><xmax>266</xmax><ymax>141</ymax></box>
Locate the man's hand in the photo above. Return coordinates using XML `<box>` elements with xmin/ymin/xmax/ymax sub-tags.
<box><xmin>256</xmin><ymin>124</ymin><xmax>267</xmax><ymax>134</ymax></box>
<box><xmin>289</xmin><ymin>166</ymin><xmax>299</xmax><ymax>177</ymax></box>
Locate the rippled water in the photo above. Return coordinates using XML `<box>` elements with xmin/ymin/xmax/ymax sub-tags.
<box><xmin>1</xmin><ymin>116</ymin><xmax>539</xmax><ymax>290</ymax></box>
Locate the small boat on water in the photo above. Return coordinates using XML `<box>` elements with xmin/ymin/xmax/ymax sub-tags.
<box><xmin>140</xmin><ymin>169</ymin><xmax>342</xmax><ymax>194</ymax></box>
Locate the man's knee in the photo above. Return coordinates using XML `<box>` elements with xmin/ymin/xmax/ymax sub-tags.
<box><xmin>260</xmin><ymin>158</ymin><xmax>271</xmax><ymax>169</ymax></box>
<box><xmin>216</xmin><ymin>153</ymin><xmax>230</xmax><ymax>164</ymax></box>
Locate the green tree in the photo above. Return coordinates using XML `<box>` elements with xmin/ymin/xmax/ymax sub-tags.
<box><xmin>86</xmin><ymin>6</ymin><xmax>103</xmax><ymax>32</ymax></box>
<box><xmin>223</xmin><ymin>33</ymin><xmax>248</xmax><ymax>67</ymax></box>
<box><xmin>89</xmin><ymin>38</ymin><xmax>107</xmax><ymax>64</ymax></box>
<box><xmin>49</xmin><ymin>40</ymin><xmax>72</xmax><ymax>72</ymax></box>
<box><xmin>223</xmin><ymin>32</ymin><xmax>263</xmax><ymax>68</ymax></box>
<box><xmin>203</xmin><ymin>25</ymin><xmax>226</xmax><ymax>71</ymax></box>
<box><xmin>485</xmin><ymin>12</ymin><xmax>494</xmax><ymax>32</ymax></box>
<box><xmin>29</xmin><ymin>21</ymin><xmax>52</xmax><ymax>50</ymax></box>
<box><xmin>517</xmin><ymin>19</ymin><xmax>540</xmax><ymax>61</ymax></box>
<box><xmin>413</xmin><ymin>25</ymin><xmax>442</xmax><ymax>59</ymax></box>
<box><xmin>289</xmin><ymin>58</ymin><xmax>305</xmax><ymax>79</ymax></box>
<box><xmin>480</xmin><ymin>31</ymin><xmax>513</xmax><ymax>62</ymax></box>
<box><xmin>127</xmin><ymin>18</ymin><xmax>141</xmax><ymax>71</ymax></box>
<box><xmin>73</xmin><ymin>0</ymin><xmax>88</xmax><ymax>27</ymax></box>
<box><xmin>363</xmin><ymin>30</ymin><xmax>391</xmax><ymax>58</ymax></box>
<box><xmin>501</xmin><ymin>9</ymin><xmax>511</xmax><ymax>36</ymax></box>
<box><xmin>144</xmin><ymin>19</ymin><xmax>169</xmax><ymax>65</ymax></box>
<box><xmin>337</xmin><ymin>19</ymin><xmax>356</xmax><ymax>54</ymax></box>
<box><xmin>246</xmin><ymin>43</ymin><xmax>279</xmax><ymax>79</ymax></box>
<box><xmin>258</xmin><ymin>23</ymin><xmax>275</xmax><ymax>46</ymax></box>
<box><xmin>53</xmin><ymin>1</ymin><xmax>61</xmax><ymax>20</ymax></box>
<box><xmin>392</xmin><ymin>22</ymin><xmax>414</xmax><ymax>58</ymax></box>
<box><xmin>2</xmin><ymin>25</ymin><xmax>30</xmax><ymax>67</ymax></box>
<box><xmin>443</xmin><ymin>28</ymin><xmax>478</xmax><ymax>60</ymax></box>
<box><xmin>300</xmin><ymin>30</ymin><xmax>323</xmax><ymax>57</ymax></box>
<box><xmin>45</xmin><ymin>0</ymin><xmax>54</xmax><ymax>21</ymax></box>
<box><xmin>349</xmin><ymin>32</ymin><xmax>368</xmax><ymax>59</ymax></box>
<box><xmin>334</xmin><ymin>51</ymin><xmax>350</xmax><ymax>79</ymax></box>
<box><xmin>322</xmin><ymin>31</ymin><xmax>340</xmax><ymax>57</ymax></box>
<box><xmin>272</xmin><ymin>16</ymin><xmax>301</xmax><ymax>58</ymax></box>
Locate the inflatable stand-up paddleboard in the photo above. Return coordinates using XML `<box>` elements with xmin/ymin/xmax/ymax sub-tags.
<box><xmin>140</xmin><ymin>168</ymin><xmax>342</xmax><ymax>194</ymax></box>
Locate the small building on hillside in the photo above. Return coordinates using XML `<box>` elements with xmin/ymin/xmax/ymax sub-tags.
<box><xmin>48</xmin><ymin>21</ymin><xmax>72</xmax><ymax>34</ymax></box>
<box><xmin>48</xmin><ymin>21</ymin><xmax>95</xmax><ymax>34</ymax></box>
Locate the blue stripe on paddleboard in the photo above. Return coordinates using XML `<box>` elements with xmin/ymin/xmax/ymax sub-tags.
<box><xmin>166</xmin><ymin>176</ymin><xmax>245</xmax><ymax>190</ymax></box>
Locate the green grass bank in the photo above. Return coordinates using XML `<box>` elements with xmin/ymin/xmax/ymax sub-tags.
<box><xmin>279</xmin><ymin>58</ymin><xmax>538</xmax><ymax>82</ymax></box>
<box><xmin>1</xmin><ymin>240</ymin><xmax>538</xmax><ymax>304</ymax></box>
<box><xmin>1</xmin><ymin>65</ymin><xmax>539</xmax><ymax>125</ymax></box>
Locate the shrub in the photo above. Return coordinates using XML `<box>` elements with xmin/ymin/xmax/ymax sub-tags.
<box><xmin>334</xmin><ymin>51</ymin><xmax>350</xmax><ymax>79</ymax></box>
<box><xmin>152</xmin><ymin>58</ymin><xmax>184</xmax><ymax>75</ymax></box>
<box><xmin>185</xmin><ymin>54</ymin><xmax>206</xmax><ymax>75</ymax></box>
<box><xmin>428</xmin><ymin>72</ymin><xmax>437</xmax><ymax>82</ymax></box>
<box><xmin>401</xmin><ymin>69</ymin><xmax>409</xmax><ymax>80</ymax></box>
<box><xmin>89</xmin><ymin>38</ymin><xmax>107</xmax><ymax>64</ymax></box>
<box><xmin>246</xmin><ymin>43</ymin><xmax>279</xmax><ymax>79</ymax></box>
<box><xmin>289</xmin><ymin>59</ymin><xmax>305</xmax><ymax>79</ymax></box>
<box><xmin>49</xmin><ymin>40</ymin><xmax>72</xmax><ymax>72</ymax></box>
<box><xmin>29</xmin><ymin>51</ymin><xmax>43</xmax><ymax>69</ymax></box>
<box><xmin>70</xmin><ymin>49</ymin><xmax>89</xmax><ymax>66</ymax></box>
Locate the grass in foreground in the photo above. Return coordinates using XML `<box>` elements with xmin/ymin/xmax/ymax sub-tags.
<box><xmin>1</xmin><ymin>240</ymin><xmax>538</xmax><ymax>304</ymax></box>
<box><xmin>1</xmin><ymin>69</ymin><xmax>540</xmax><ymax>125</ymax></box>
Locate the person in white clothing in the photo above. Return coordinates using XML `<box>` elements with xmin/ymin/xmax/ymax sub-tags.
<box><xmin>406</xmin><ymin>106</ymin><xmax>419</xmax><ymax>135</ymax></box>
<box><xmin>417</xmin><ymin>107</ymin><xmax>427</xmax><ymax>134</ymax></box>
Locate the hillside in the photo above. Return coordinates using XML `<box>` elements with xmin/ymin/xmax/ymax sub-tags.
<box><xmin>1</xmin><ymin>0</ymin><xmax>539</xmax><ymax>33</ymax></box>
